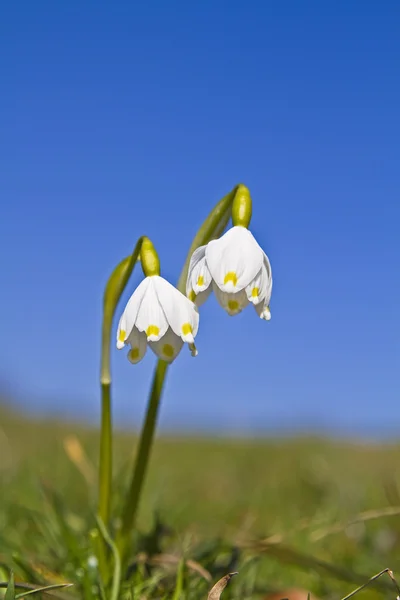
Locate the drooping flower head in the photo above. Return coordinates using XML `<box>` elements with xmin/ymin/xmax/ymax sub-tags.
<box><xmin>117</xmin><ymin>239</ymin><xmax>199</xmax><ymax>363</ymax></box>
<box><xmin>186</xmin><ymin>186</ymin><xmax>272</xmax><ymax>318</ymax></box>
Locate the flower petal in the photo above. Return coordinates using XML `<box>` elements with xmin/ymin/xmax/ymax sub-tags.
<box><xmin>262</xmin><ymin>251</ymin><xmax>273</xmax><ymax>306</ymax></box>
<box><xmin>205</xmin><ymin>226</ymin><xmax>263</xmax><ymax>292</ymax></box>
<box><xmin>186</xmin><ymin>245</ymin><xmax>205</xmax><ymax>294</ymax></box>
<box><xmin>186</xmin><ymin>245</ymin><xmax>212</xmax><ymax>298</ymax></box>
<box><xmin>245</xmin><ymin>267</ymin><xmax>266</xmax><ymax>305</ymax></box>
<box><xmin>149</xmin><ymin>327</ymin><xmax>184</xmax><ymax>363</ymax></box>
<box><xmin>126</xmin><ymin>327</ymin><xmax>147</xmax><ymax>363</ymax></box>
<box><xmin>255</xmin><ymin>301</ymin><xmax>272</xmax><ymax>320</ymax></box>
<box><xmin>154</xmin><ymin>276</ymin><xmax>199</xmax><ymax>343</ymax></box>
<box><xmin>134</xmin><ymin>277</ymin><xmax>169</xmax><ymax>341</ymax></box>
<box><xmin>213</xmin><ymin>282</ymin><xmax>249</xmax><ymax>316</ymax></box>
<box><xmin>116</xmin><ymin>277</ymin><xmax>151</xmax><ymax>348</ymax></box>
<box><xmin>263</xmin><ymin>251</ymin><xmax>272</xmax><ymax>281</ymax></box>
<box><xmin>245</xmin><ymin>250</ymin><xmax>272</xmax><ymax>305</ymax></box>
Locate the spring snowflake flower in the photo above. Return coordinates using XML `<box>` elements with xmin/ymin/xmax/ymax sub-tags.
<box><xmin>117</xmin><ymin>276</ymin><xmax>199</xmax><ymax>363</ymax></box>
<box><xmin>186</xmin><ymin>226</ymin><xmax>272</xmax><ymax>318</ymax></box>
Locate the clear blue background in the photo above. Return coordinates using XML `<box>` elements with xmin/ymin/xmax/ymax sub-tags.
<box><xmin>1</xmin><ymin>1</ymin><xmax>399</xmax><ymax>435</ymax></box>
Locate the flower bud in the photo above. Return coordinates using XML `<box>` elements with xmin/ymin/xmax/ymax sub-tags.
<box><xmin>231</xmin><ymin>184</ymin><xmax>252</xmax><ymax>228</ymax></box>
<box><xmin>101</xmin><ymin>238</ymin><xmax>144</xmax><ymax>384</ymax></box>
<box><xmin>140</xmin><ymin>237</ymin><xmax>160</xmax><ymax>277</ymax></box>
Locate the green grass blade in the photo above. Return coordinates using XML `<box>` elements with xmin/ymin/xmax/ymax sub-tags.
<box><xmin>39</xmin><ymin>482</ymin><xmax>84</xmax><ymax>564</ymax></box>
<box><xmin>96</xmin><ymin>517</ymin><xmax>121</xmax><ymax>600</ymax></box>
<box><xmin>171</xmin><ymin>558</ymin><xmax>185</xmax><ymax>600</ymax></box>
<box><xmin>5</xmin><ymin>572</ymin><xmax>15</xmax><ymax>600</ymax></box>
<box><xmin>15</xmin><ymin>583</ymin><xmax>73</xmax><ymax>598</ymax></box>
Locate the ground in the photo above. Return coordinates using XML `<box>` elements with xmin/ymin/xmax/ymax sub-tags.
<box><xmin>1</xmin><ymin>404</ymin><xmax>400</xmax><ymax>600</ymax></box>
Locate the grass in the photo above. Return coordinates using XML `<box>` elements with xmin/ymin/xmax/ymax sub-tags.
<box><xmin>1</xmin><ymin>402</ymin><xmax>400</xmax><ymax>600</ymax></box>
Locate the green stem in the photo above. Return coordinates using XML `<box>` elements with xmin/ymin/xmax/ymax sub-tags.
<box><xmin>116</xmin><ymin>184</ymin><xmax>246</xmax><ymax>562</ymax></box>
<box><xmin>116</xmin><ymin>359</ymin><xmax>168</xmax><ymax>559</ymax></box>
<box><xmin>98</xmin><ymin>238</ymin><xmax>145</xmax><ymax>528</ymax></box>
<box><xmin>98</xmin><ymin>383</ymin><xmax>112</xmax><ymax>525</ymax></box>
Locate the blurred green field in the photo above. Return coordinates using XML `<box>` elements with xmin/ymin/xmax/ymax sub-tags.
<box><xmin>1</xmin><ymin>402</ymin><xmax>400</xmax><ymax>600</ymax></box>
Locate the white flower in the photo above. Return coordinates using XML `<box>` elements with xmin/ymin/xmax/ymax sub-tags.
<box><xmin>117</xmin><ymin>276</ymin><xmax>199</xmax><ymax>363</ymax></box>
<box><xmin>186</xmin><ymin>226</ymin><xmax>272</xmax><ymax>318</ymax></box>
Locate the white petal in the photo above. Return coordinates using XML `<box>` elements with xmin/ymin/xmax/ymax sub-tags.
<box><xmin>116</xmin><ymin>277</ymin><xmax>151</xmax><ymax>348</ymax></box>
<box><xmin>253</xmin><ymin>251</ymin><xmax>272</xmax><ymax>319</ymax></box>
<box><xmin>262</xmin><ymin>251</ymin><xmax>273</xmax><ymax>306</ymax></box>
<box><xmin>255</xmin><ymin>300</ymin><xmax>272</xmax><ymax>321</ymax></box>
<box><xmin>245</xmin><ymin>250</ymin><xmax>272</xmax><ymax>306</ymax></box>
<box><xmin>186</xmin><ymin>245</ymin><xmax>212</xmax><ymax>298</ymax></box>
<box><xmin>205</xmin><ymin>226</ymin><xmax>263</xmax><ymax>292</ymax></box>
<box><xmin>186</xmin><ymin>245</ymin><xmax>206</xmax><ymax>294</ymax></box>
<box><xmin>149</xmin><ymin>328</ymin><xmax>183</xmax><ymax>363</ymax></box>
<box><xmin>192</xmin><ymin>258</ymin><xmax>212</xmax><ymax>294</ymax></box>
<box><xmin>134</xmin><ymin>277</ymin><xmax>168</xmax><ymax>341</ymax></box>
<box><xmin>126</xmin><ymin>327</ymin><xmax>147</xmax><ymax>363</ymax></box>
<box><xmin>245</xmin><ymin>267</ymin><xmax>266</xmax><ymax>305</ymax></box>
<box><xmin>188</xmin><ymin>245</ymin><xmax>207</xmax><ymax>272</ymax></box>
<box><xmin>213</xmin><ymin>282</ymin><xmax>249</xmax><ymax>316</ymax></box>
<box><xmin>263</xmin><ymin>251</ymin><xmax>272</xmax><ymax>281</ymax></box>
<box><xmin>153</xmin><ymin>276</ymin><xmax>200</xmax><ymax>343</ymax></box>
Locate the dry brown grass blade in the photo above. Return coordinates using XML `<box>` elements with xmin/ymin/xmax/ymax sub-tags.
<box><xmin>311</xmin><ymin>506</ymin><xmax>400</xmax><ymax>541</ymax></box>
<box><xmin>0</xmin><ymin>581</ymin><xmax>73</xmax><ymax>599</ymax></box>
<box><xmin>63</xmin><ymin>435</ymin><xmax>95</xmax><ymax>486</ymax></box>
<box><xmin>240</xmin><ymin>541</ymin><xmax>395</xmax><ymax>592</ymax></box>
<box><xmin>263</xmin><ymin>589</ymin><xmax>318</xmax><ymax>600</ymax></box>
<box><xmin>253</xmin><ymin>516</ymin><xmax>328</xmax><ymax>546</ymax></box>
<box><xmin>207</xmin><ymin>573</ymin><xmax>238</xmax><ymax>600</ymax></box>
<box><xmin>250</xmin><ymin>505</ymin><xmax>400</xmax><ymax>547</ymax></box>
<box><xmin>186</xmin><ymin>559</ymin><xmax>212</xmax><ymax>582</ymax></box>
<box><xmin>148</xmin><ymin>553</ymin><xmax>212</xmax><ymax>581</ymax></box>
<box><xmin>246</xmin><ymin>505</ymin><xmax>400</xmax><ymax>548</ymax></box>
<box><xmin>341</xmin><ymin>568</ymin><xmax>400</xmax><ymax>600</ymax></box>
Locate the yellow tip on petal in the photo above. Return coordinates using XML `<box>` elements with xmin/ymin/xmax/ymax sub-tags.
<box><xmin>197</xmin><ymin>275</ymin><xmax>204</xmax><ymax>286</ymax></box>
<box><xmin>181</xmin><ymin>322</ymin><xmax>194</xmax><ymax>343</ymax></box>
<box><xmin>118</xmin><ymin>329</ymin><xmax>126</xmax><ymax>342</ymax></box>
<box><xmin>224</xmin><ymin>272</ymin><xmax>238</xmax><ymax>287</ymax></box>
<box><xmin>162</xmin><ymin>344</ymin><xmax>174</xmax><ymax>358</ymax></box>
<box><xmin>146</xmin><ymin>324</ymin><xmax>160</xmax><ymax>338</ymax></box>
<box><xmin>251</xmin><ymin>287</ymin><xmax>259</xmax><ymax>298</ymax></box>
<box><xmin>182</xmin><ymin>323</ymin><xmax>193</xmax><ymax>336</ymax></box>
<box><xmin>188</xmin><ymin>290</ymin><xmax>197</xmax><ymax>302</ymax></box>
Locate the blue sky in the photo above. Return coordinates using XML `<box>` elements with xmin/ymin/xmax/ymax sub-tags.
<box><xmin>1</xmin><ymin>1</ymin><xmax>399</xmax><ymax>435</ymax></box>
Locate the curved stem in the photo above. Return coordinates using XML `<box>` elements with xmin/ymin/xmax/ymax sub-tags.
<box><xmin>176</xmin><ymin>185</ymin><xmax>239</xmax><ymax>293</ymax></box>
<box><xmin>98</xmin><ymin>237</ymin><xmax>145</xmax><ymax>527</ymax></box>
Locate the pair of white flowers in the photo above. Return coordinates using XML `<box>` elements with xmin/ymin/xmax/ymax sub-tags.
<box><xmin>116</xmin><ymin>226</ymin><xmax>272</xmax><ymax>364</ymax></box>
